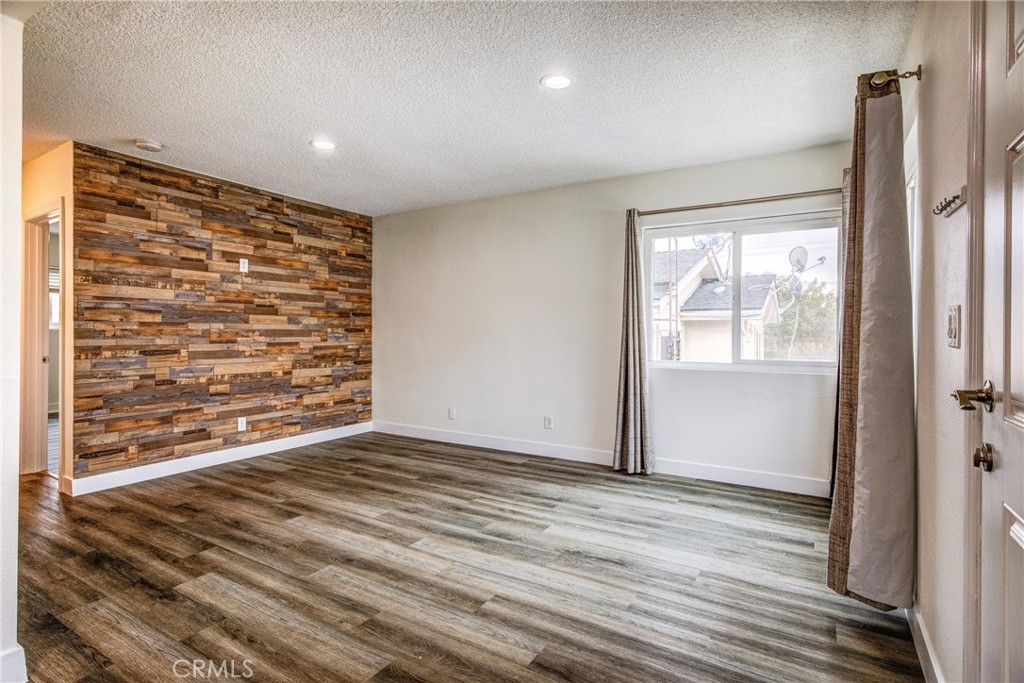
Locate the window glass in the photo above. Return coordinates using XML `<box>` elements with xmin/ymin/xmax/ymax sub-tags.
<box><xmin>648</xmin><ymin>220</ymin><xmax>839</xmax><ymax>365</ymax></box>
<box><xmin>650</xmin><ymin>233</ymin><xmax>732</xmax><ymax>363</ymax></box>
<box><xmin>739</xmin><ymin>228</ymin><xmax>838</xmax><ymax>361</ymax></box>
<box><xmin>49</xmin><ymin>291</ymin><xmax>59</xmax><ymax>329</ymax></box>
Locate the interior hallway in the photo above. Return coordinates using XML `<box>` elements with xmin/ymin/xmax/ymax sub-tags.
<box><xmin>46</xmin><ymin>418</ymin><xmax>57</xmax><ymax>475</ymax></box>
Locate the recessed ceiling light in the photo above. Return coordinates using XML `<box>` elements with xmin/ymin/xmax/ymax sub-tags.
<box><xmin>310</xmin><ymin>138</ymin><xmax>336</xmax><ymax>151</ymax></box>
<box><xmin>134</xmin><ymin>138</ymin><xmax>164</xmax><ymax>153</ymax></box>
<box><xmin>540</xmin><ymin>73</ymin><xmax>573</xmax><ymax>90</ymax></box>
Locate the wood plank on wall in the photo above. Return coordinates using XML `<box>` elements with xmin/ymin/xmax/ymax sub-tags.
<box><xmin>72</xmin><ymin>143</ymin><xmax>372</xmax><ymax>477</ymax></box>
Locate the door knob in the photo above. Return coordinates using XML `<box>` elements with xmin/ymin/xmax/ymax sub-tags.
<box><xmin>974</xmin><ymin>443</ymin><xmax>994</xmax><ymax>471</ymax></box>
<box><xmin>951</xmin><ymin>379</ymin><xmax>995</xmax><ymax>412</ymax></box>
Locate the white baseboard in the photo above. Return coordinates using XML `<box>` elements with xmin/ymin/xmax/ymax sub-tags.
<box><xmin>0</xmin><ymin>645</ymin><xmax>27</xmax><ymax>683</ymax></box>
<box><xmin>655</xmin><ymin>458</ymin><xmax>829</xmax><ymax>497</ymax></box>
<box><xmin>71</xmin><ymin>421</ymin><xmax>374</xmax><ymax>496</ymax></box>
<box><xmin>372</xmin><ymin>422</ymin><xmax>829</xmax><ymax>496</ymax></box>
<box><xmin>373</xmin><ymin>422</ymin><xmax>611</xmax><ymax>465</ymax></box>
<box><xmin>907</xmin><ymin>605</ymin><xmax>943</xmax><ymax>683</ymax></box>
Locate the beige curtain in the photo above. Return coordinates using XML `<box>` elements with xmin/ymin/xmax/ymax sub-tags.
<box><xmin>827</xmin><ymin>72</ymin><xmax>916</xmax><ymax>610</ymax></box>
<box><xmin>613</xmin><ymin>209</ymin><xmax>653</xmax><ymax>474</ymax></box>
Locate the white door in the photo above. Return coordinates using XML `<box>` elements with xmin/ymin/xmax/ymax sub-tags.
<box><xmin>978</xmin><ymin>2</ymin><xmax>1024</xmax><ymax>680</ymax></box>
<box><xmin>19</xmin><ymin>217</ymin><xmax>50</xmax><ymax>474</ymax></box>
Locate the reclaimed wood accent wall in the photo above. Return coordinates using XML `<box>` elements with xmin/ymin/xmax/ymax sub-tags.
<box><xmin>72</xmin><ymin>143</ymin><xmax>372</xmax><ymax>476</ymax></box>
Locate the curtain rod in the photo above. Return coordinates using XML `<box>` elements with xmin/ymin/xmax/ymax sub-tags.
<box><xmin>869</xmin><ymin>64</ymin><xmax>922</xmax><ymax>90</ymax></box>
<box><xmin>637</xmin><ymin>187</ymin><xmax>842</xmax><ymax>217</ymax></box>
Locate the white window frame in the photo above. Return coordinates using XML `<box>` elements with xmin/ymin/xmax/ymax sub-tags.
<box><xmin>644</xmin><ymin>207</ymin><xmax>842</xmax><ymax>372</ymax></box>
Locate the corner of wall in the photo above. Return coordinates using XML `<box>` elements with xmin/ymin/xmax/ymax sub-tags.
<box><xmin>900</xmin><ymin>2</ymin><xmax>971</xmax><ymax>681</ymax></box>
<box><xmin>2</xmin><ymin>8</ymin><xmax>31</xmax><ymax>682</ymax></box>
<box><xmin>908</xmin><ymin>605</ymin><xmax>944</xmax><ymax>682</ymax></box>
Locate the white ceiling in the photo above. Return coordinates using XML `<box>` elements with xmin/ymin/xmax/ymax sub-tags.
<box><xmin>23</xmin><ymin>1</ymin><xmax>916</xmax><ymax>217</ymax></box>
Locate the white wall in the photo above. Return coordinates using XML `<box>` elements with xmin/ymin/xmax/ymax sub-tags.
<box><xmin>46</xmin><ymin>330</ymin><xmax>56</xmax><ymax>413</ymax></box>
<box><xmin>651</xmin><ymin>368</ymin><xmax>836</xmax><ymax>494</ymax></box>
<box><xmin>374</xmin><ymin>142</ymin><xmax>848</xmax><ymax>494</ymax></box>
<box><xmin>47</xmin><ymin>227</ymin><xmax>57</xmax><ymax>413</ymax></box>
<box><xmin>901</xmin><ymin>3</ymin><xmax>971</xmax><ymax>681</ymax></box>
<box><xmin>1</xmin><ymin>5</ymin><xmax>28</xmax><ymax>681</ymax></box>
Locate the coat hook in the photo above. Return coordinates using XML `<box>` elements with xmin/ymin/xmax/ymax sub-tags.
<box><xmin>933</xmin><ymin>185</ymin><xmax>967</xmax><ymax>218</ymax></box>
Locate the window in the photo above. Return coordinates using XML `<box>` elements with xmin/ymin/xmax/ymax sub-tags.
<box><xmin>48</xmin><ymin>268</ymin><xmax>59</xmax><ymax>329</ymax></box>
<box><xmin>646</xmin><ymin>211</ymin><xmax>840</xmax><ymax>366</ymax></box>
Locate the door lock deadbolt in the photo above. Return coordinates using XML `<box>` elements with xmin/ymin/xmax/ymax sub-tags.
<box><xmin>973</xmin><ymin>443</ymin><xmax>994</xmax><ymax>472</ymax></box>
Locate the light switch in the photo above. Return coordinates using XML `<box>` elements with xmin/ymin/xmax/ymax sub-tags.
<box><xmin>947</xmin><ymin>305</ymin><xmax>961</xmax><ymax>349</ymax></box>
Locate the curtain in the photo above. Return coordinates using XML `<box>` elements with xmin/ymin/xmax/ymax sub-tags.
<box><xmin>827</xmin><ymin>72</ymin><xmax>916</xmax><ymax>610</ymax></box>
<box><xmin>613</xmin><ymin>209</ymin><xmax>653</xmax><ymax>474</ymax></box>
<box><xmin>829</xmin><ymin>168</ymin><xmax>852</xmax><ymax>499</ymax></box>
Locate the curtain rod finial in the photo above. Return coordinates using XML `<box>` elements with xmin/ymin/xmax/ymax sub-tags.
<box><xmin>869</xmin><ymin>64</ymin><xmax>922</xmax><ymax>90</ymax></box>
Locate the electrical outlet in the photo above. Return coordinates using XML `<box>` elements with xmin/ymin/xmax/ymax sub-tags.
<box><xmin>237</xmin><ymin>416</ymin><xmax>246</xmax><ymax>431</ymax></box>
<box><xmin>543</xmin><ymin>415</ymin><xmax>553</xmax><ymax>429</ymax></box>
<box><xmin>448</xmin><ymin>407</ymin><xmax>456</xmax><ymax>420</ymax></box>
<box><xmin>239</xmin><ymin>258</ymin><xmax>249</xmax><ymax>273</ymax></box>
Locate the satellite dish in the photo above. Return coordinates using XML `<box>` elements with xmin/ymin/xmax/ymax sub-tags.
<box><xmin>789</xmin><ymin>246</ymin><xmax>808</xmax><ymax>273</ymax></box>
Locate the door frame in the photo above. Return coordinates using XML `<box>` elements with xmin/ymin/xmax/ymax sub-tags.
<box><xmin>20</xmin><ymin>198</ymin><xmax>72</xmax><ymax>494</ymax></box>
<box><xmin>964</xmin><ymin>1</ymin><xmax>986</xmax><ymax>679</ymax></box>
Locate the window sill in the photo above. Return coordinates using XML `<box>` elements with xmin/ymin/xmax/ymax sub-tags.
<box><xmin>648</xmin><ymin>360</ymin><xmax>837</xmax><ymax>376</ymax></box>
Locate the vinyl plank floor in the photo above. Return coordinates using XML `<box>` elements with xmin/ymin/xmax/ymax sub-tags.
<box><xmin>19</xmin><ymin>432</ymin><xmax>922</xmax><ymax>682</ymax></box>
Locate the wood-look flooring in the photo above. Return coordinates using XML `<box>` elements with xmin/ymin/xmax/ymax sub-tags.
<box><xmin>18</xmin><ymin>433</ymin><xmax>923</xmax><ymax>683</ymax></box>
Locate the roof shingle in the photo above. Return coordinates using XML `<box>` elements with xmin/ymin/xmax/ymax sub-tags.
<box><xmin>681</xmin><ymin>274</ymin><xmax>776</xmax><ymax>312</ymax></box>
<box><xmin>651</xmin><ymin>248</ymin><xmax>709</xmax><ymax>301</ymax></box>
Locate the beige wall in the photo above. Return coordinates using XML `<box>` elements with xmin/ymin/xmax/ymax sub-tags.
<box><xmin>22</xmin><ymin>140</ymin><xmax>71</xmax><ymax>218</ymax></box>
<box><xmin>375</xmin><ymin>142</ymin><xmax>847</xmax><ymax>494</ymax></box>
<box><xmin>902</xmin><ymin>2</ymin><xmax>971</xmax><ymax>680</ymax></box>
<box><xmin>21</xmin><ymin>140</ymin><xmax>73</xmax><ymax>487</ymax></box>
<box><xmin>679</xmin><ymin>319</ymin><xmax>731</xmax><ymax>363</ymax></box>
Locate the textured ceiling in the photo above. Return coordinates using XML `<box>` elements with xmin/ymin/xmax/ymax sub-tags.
<box><xmin>23</xmin><ymin>1</ymin><xmax>916</xmax><ymax>216</ymax></box>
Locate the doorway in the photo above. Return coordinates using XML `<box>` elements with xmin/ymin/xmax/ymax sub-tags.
<box><xmin>21</xmin><ymin>205</ymin><xmax>66</xmax><ymax>489</ymax></box>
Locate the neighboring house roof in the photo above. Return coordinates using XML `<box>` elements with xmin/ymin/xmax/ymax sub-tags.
<box><xmin>652</xmin><ymin>248</ymin><xmax>709</xmax><ymax>301</ymax></box>
<box><xmin>681</xmin><ymin>274</ymin><xmax>777</xmax><ymax>311</ymax></box>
